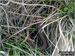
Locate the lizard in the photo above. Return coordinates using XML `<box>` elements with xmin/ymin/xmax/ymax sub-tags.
<box><xmin>27</xmin><ymin>24</ymin><xmax>47</xmax><ymax>50</ymax></box>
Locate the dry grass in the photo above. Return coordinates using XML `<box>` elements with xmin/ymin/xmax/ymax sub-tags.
<box><xmin>0</xmin><ymin>0</ymin><xmax>75</xmax><ymax>56</ymax></box>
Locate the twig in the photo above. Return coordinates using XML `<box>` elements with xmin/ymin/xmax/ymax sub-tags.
<box><xmin>9</xmin><ymin>0</ymin><xmax>55</xmax><ymax>8</ymax></box>
<box><xmin>3</xmin><ymin>21</ymin><xmax>43</xmax><ymax>41</ymax></box>
<box><xmin>8</xmin><ymin>11</ymin><xmax>44</xmax><ymax>18</ymax></box>
<box><xmin>0</xmin><ymin>6</ymin><xmax>9</xmax><ymax>32</ymax></box>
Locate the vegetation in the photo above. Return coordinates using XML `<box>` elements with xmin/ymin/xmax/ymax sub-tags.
<box><xmin>0</xmin><ymin>0</ymin><xmax>75</xmax><ymax>56</ymax></box>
